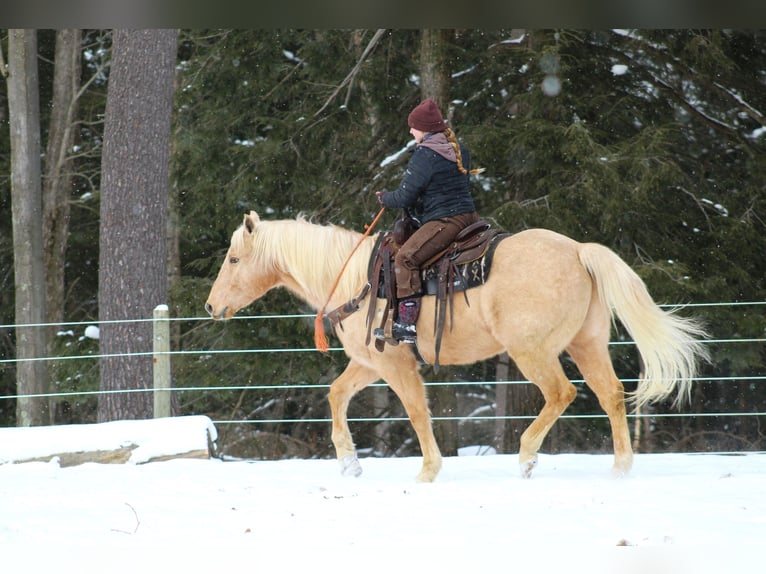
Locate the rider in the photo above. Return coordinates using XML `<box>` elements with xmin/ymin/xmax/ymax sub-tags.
<box><xmin>375</xmin><ymin>98</ymin><xmax>480</xmax><ymax>344</ymax></box>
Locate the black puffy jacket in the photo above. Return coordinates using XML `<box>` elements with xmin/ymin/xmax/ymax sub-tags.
<box><xmin>380</xmin><ymin>136</ymin><xmax>476</xmax><ymax>223</ymax></box>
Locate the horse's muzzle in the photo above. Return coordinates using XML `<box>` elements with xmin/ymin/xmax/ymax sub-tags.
<box><xmin>205</xmin><ymin>302</ymin><xmax>229</xmax><ymax>320</ymax></box>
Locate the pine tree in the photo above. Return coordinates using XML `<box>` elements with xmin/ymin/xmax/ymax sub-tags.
<box><xmin>98</xmin><ymin>29</ymin><xmax>178</xmax><ymax>421</ymax></box>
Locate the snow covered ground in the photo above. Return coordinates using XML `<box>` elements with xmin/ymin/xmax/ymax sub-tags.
<box><xmin>1</xmin><ymin>417</ymin><xmax>763</xmax><ymax>572</ymax></box>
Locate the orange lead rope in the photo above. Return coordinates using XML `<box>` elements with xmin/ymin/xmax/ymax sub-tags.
<box><xmin>314</xmin><ymin>207</ymin><xmax>386</xmax><ymax>352</ymax></box>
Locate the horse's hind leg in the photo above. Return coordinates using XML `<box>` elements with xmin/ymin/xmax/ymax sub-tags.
<box><xmin>512</xmin><ymin>354</ymin><xmax>577</xmax><ymax>478</ymax></box>
<box><xmin>567</xmin><ymin>339</ymin><xmax>633</xmax><ymax>477</ymax></box>
<box><xmin>327</xmin><ymin>360</ymin><xmax>380</xmax><ymax>477</ymax></box>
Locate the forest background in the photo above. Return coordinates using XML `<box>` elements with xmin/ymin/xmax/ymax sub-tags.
<box><xmin>1</xmin><ymin>29</ymin><xmax>764</xmax><ymax>460</ymax></box>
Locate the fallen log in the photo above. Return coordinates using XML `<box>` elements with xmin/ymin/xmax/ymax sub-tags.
<box><xmin>0</xmin><ymin>415</ymin><xmax>218</xmax><ymax>466</ymax></box>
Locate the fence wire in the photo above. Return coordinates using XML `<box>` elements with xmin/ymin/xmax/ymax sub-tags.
<box><xmin>1</xmin><ymin>301</ymin><xmax>765</xmax><ymax>425</ymax></box>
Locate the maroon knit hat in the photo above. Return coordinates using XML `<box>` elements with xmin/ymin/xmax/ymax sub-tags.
<box><xmin>407</xmin><ymin>98</ymin><xmax>447</xmax><ymax>132</ymax></box>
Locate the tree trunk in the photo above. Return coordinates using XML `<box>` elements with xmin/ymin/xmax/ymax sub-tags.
<box><xmin>417</xmin><ymin>29</ymin><xmax>458</xmax><ymax>455</ymax></box>
<box><xmin>418</xmin><ymin>30</ymin><xmax>451</xmax><ymax>113</ymax></box>
<box><xmin>43</xmin><ymin>29</ymin><xmax>82</xmax><ymax>423</ymax></box>
<box><xmin>429</xmin><ymin>378</ymin><xmax>457</xmax><ymax>456</ymax></box>
<box><xmin>7</xmin><ymin>29</ymin><xmax>49</xmax><ymax>426</ymax></box>
<box><xmin>43</xmin><ymin>29</ymin><xmax>81</xmax><ymax>328</ymax></box>
<box><xmin>493</xmin><ymin>352</ymin><xmax>510</xmax><ymax>452</ymax></box>
<box><xmin>505</xmin><ymin>369</ymin><xmax>544</xmax><ymax>454</ymax></box>
<box><xmin>166</xmin><ymin>69</ymin><xmax>183</xmax><ymax>417</ymax></box>
<box><xmin>98</xmin><ymin>29</ymin><xmax>178</xmax><ymax>422</ymax></box>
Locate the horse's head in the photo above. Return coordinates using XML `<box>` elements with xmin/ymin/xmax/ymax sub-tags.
<box><xmin>205</xmin><ymin>210</ymin><xmax>278</xmax><ymax>320</ymax></box>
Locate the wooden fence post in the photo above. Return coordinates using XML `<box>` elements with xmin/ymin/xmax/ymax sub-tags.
<box><xmin>153</xmin><ymin>304</ymin><xmax>171</xmax><ymax>418</ymax></box>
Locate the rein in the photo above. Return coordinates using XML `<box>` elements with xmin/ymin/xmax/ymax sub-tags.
<box><xmin>313</xmin><ymin>207</ymin><xmax>386</xmax><ymax>352</ymax></box>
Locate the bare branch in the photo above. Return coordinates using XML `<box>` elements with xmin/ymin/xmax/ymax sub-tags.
<box><xmin>314</xmin><ymin>29</ymin><xmax>386</xmax><ymax>117</ymax></box>
<box><xmin>713</xmin><ymin>82</ymin><xmax>766</xmax><ymax>128</ymax></box>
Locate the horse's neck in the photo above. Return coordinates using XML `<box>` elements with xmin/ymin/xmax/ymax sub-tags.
<box><xmin>272</xmin><ymin>221</ymin><xmax>372</xmax><ymax>310</ymax></box>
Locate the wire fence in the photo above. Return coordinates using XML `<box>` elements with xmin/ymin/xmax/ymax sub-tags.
<box><xmin>1</xmin><ymin>301</ymin><xmax>765</xmax><ymax>427</ymax></box>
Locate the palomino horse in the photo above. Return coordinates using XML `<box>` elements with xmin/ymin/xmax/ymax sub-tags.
<box><xmin>206</xmin><ymin>211</ymin><xmax>708</xmax><ymax>482</ymax></box>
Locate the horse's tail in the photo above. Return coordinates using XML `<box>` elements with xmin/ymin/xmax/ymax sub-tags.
<box><xmin>578</xmin><ymin>243</ymin><xmax>709</xmax><ymax>409</ymax></box>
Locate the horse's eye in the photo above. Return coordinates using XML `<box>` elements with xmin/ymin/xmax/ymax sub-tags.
<box><xmin>229</xmin><ymin>257</ymin><xmax>240</xmax><ymax>264</ymax></box>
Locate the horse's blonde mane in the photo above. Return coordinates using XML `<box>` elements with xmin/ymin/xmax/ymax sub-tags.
<box><xmin>233</xmin><ymin>215</ymin><xmax>374</xmax><ymax>308</ymax></box>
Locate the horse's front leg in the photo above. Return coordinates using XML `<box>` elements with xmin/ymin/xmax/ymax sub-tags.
<box><xmin>378</xmin><ymin>361</ymin><xmax>442</xmax><ymax>483</ymax></box>
<box><xmin>327</xmin><ymin>360</ymin><xmax>380</xmax><ymax>477</ymax></box>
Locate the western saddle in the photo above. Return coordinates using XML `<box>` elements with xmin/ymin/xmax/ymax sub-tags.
<box><xmin>326</xmin><ymin>215</ymin><xmax>509</xmax><ymax>368</ymax></box>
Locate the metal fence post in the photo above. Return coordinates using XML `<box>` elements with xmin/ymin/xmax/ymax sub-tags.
<box><xmin>153</xmin><ymin>304</ymin><xmax>171</xmax><ymax>418</ymax></box>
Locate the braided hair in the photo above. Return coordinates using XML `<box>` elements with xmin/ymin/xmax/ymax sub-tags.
<box><xmin>444</xmin><ymin>128</ymin><xmax>485</xmax><ymax>175</ymax></box>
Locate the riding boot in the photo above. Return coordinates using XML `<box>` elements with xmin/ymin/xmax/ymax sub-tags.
<box><xmin>391</xmin><ymin>297</ymin><xmax>420</xmax><ymax>343</ymax></box>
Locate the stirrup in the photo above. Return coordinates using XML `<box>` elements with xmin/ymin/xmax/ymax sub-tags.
<box><xmin>374</xmin><ymin>322</ymin><xmax>417</xmax><ymax>344</ymax></box>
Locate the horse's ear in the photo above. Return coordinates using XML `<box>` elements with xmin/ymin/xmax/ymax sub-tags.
<box><xmin>243</xmin><ymin>211</ymin><xmax>260</xmax><ymax>234</ymax></box>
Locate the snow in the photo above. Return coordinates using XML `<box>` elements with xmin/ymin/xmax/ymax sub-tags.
<box><xmin>83</xmin><ymin>324</ymin><xmax>99</xmax><ymax>339</ymax></box>
<box><xmin>542</xmin><ymin>75</ymin><xmax>562</xmax><ymax>97</ymax></box>
<box><xmin>1</xmin><ymin>417</ymin><xmax>763</xmax><ymax>571</ymax></box>
<box><xmin>379</xmin><ymin>139</ymin><xmax>416</xmax><ymax>168</ymax></box>
<box><xmin>283</xmin><ymin>49</ymin><xmax>303</xmax><ymax>64</ymax></box>
<box><xmin>611</xmin><ymin>63</ymin><xmax>629</xmax><ymax>76</ymax></box>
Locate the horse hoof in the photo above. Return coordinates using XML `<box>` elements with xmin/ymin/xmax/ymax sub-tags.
<box><xmin>339</xmin><ymin>454</ymin><xmax>363</xmax><ymax>478</ymax></box>
<box><xmin>612</xmin><ymin>454</ymin><xmax>633</xmax><ymax>478</ymax></box>
<box><xmin>611</xmin><ymin>464</ymin><xmax>631</xmax><ymax>479</ymax></box>
<box><xmin>416</xmin><ymin>460</ymin><xmax>442</xmax><ymax>483</ymax></box>
<box><xmin>519</xmin><ymin>455</ymin><xmax>538</xmax><ymax>479</ymax></box>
